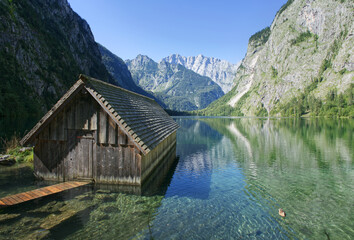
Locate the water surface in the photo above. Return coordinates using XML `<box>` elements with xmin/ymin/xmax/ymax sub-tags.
<box><xmin>0</xmin><ymin>117</ymin><xmax>353</xmax><ymax>239</ymax></box>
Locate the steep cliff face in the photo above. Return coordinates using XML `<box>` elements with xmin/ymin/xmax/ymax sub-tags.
<box><xmin>203</xmin><ymin>0</ymin><xmax>353</xmax><ymax>117</ymax></box>
<box><xmin>126</xmin><ymin>55</ymin><xmax>224</xmax><ymax>111</ymax></box>
<box><xmin>162</xmin><ymin>54</ymin><xmax>240</xmax><ymax>94</ymax></box>
<box><xmin>0</xmin><ymin>0</ymin><xmax>115</xmax><ymax>118</ymax></box>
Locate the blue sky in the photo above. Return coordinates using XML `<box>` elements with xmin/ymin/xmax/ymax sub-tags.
<box><xmin>68</xmin><ymin>0</ymin><xmax>287</xmax><ymax>64</ymax></box>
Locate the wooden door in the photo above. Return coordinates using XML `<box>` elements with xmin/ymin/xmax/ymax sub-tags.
<box><xmin>65</xmin><ymin>130</ymin><xmax>94</xmax><ymax>180</ymax></box>
<box><xmin>75</xmin><ymin>130</ymin><xmax>94</xmax><ymax>179</ymax></box>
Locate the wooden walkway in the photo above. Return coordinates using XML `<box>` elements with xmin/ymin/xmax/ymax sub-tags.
<box><xmin>0</xmin><ymin>181</ymin><xmax>90</xmax><ymax>207</ymax></box>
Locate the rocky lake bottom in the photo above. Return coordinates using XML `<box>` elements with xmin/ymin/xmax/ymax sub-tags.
<box><xmin>0</xmin><ymin>117</ymin><xmax>353</xmax><ymax>239</ymax></box>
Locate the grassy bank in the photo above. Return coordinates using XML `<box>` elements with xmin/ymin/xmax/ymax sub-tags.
<box><xmin>1</xmin><ymin>136</ymin><xmax>33</xmax><ymax>163</ymax></box>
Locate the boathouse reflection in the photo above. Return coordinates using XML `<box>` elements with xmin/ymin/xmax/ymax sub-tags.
<box><xmin>165</xmin><ymin>118</ymin><xmax>224</xmax><ymax>199</ymax></box>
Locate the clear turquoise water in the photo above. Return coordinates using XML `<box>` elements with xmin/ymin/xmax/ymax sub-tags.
<box><xmin>0</xmin><ymin>117</ymin><xmax>353</xmax><ymax>239</ymax></box>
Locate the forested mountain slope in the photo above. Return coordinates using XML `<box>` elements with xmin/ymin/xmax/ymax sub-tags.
<box><xmin>0</xmin><ymin>0</ymin><xmax>115</xmax><ymax>118</ymax></box>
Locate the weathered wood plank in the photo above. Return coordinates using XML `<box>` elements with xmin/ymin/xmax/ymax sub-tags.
<box><xmin>99</xmin><ymin>110</ymin><xmax>107</xmax><ymax>144</ymax></box>
<box><xmin>90</xmin><ymin>103</ymin><xmax>98</xmax><ymax>130</ymax></box>
<box><xmin>96</xmin><ymin>146</ymin><xmax>101</xmax><ymax>181</ymax></box>
<box><xmin>20</xmin><ymin>81</ymin><xmax>85</xmax><ymax>146</ymax></box>
<box><xmin>59</xmin><ymin>110</ymin><xmax>66</xmax><ymax>141</ymax></box>
<box><xmin>75</xmin><ymin>98</ymin><xmax>81</xmax><ymax>130</ymax></box>
<box><xmin>41</xmin><ymin>126</ymin><xmax>49</xmax><ymax>140</ymax></box>
<box><xmin>118</xmin><ymin>147</ymin><xmax>123</xmax><ymax>179</ymax></box>
<box><xmin>88</xmin><ymin>138</ymin><xmax>93</xmax><ymax>178</ymax></box>
<box><xmin>8</xmin><ymin>195</ymin><xmax>22</xmax><ymax>203</ymax></box>
<box><xmin>131</xmin><ymin>147</ymin><xmax>136</xmax><ymax>182</ymax></box>
<box><xmin>0</xmin><ymin>181</ymin><xmax>90</xmax><ymax>207</ymax></box>
<box><xmin>92</xmin><ymin>140</ymin><xmax>97</xmax><ymax>180</ymax></box>
<box><xmin>108</xmin><ymin>117</ymin><xmax>116</xmax><ymax>145</ymax></box>
<box><xmin>49</xmin><ymin>117</ymin><xmax>56</xmax><ymax>140</ymax></box>
<box><xmin>26</xmin><ymin>191</ymin><xmax>39</xmax><ymax>198</ymax></box>
<box><xmin>67</xmin><ymin>104</ymin><xmax>75</xmax><ymax>130</ymax></box>
<box><xmin>82</xmin><ymin>99</ymin><xmax>89</xmax><ymax>130</ymax></box>
<box><xmin>1</xmin><ymin>198</ymin><xmax>14</xmax><ymax>205</ymax></box>
<box><xmin>124</xmin><ymin>147</ymin><xmax>131</xmax><ymax>179</ymax></box>
<box><xmin>118</xmin><ymin>129</ymin><xmax>127</xmax><ymax>145</ymax></box>
<box><xmin>66</xmin><ymin>130</ymin><xmax>76</xmax><ymax>180</ymax></box>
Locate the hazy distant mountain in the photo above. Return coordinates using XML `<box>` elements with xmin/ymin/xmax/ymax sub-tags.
<box><xmin>162</xmin><ymin>54</ymin><xmax>240</xmax><ymax>93</ymax></box>
<box><xmin>126</xmin><ymin>55</ymin><xmax>224</xmax><ymax>111</ymax></box>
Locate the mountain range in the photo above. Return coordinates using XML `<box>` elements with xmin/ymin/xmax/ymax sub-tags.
<box><xmin>126</xmin><ymin>55</ymin><xmax>224</xmax><ymax>111</ymax></box>
<box><xmin>0</xmin><ymin>0</ymin><xmax>352</xmax><ymax>119</ymax></box>
<box><xmin>162</xmin><ymin>54</ymin><xmax>240</xmax><ymax>94</ymax></box>
<box><xmin>97</xmin><ymin>44</ymin><xmax>164</xmax><ymax>106</ymax></box>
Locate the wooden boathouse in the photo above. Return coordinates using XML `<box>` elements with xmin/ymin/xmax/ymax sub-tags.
<box><xmin>20</xmin><ymin>75</ymin><xmax>179</xmax><ymax>185</ymax></box>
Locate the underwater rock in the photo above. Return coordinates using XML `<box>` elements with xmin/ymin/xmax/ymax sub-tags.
<box><xmin>29</xmin><ymin>201</ymin><xmax>65</xmax><ymax>213</ymax></box>
<box><xmin>96</xmin><ymin>189</ymin><xmax>111</xmax><ymax>194</ymax></box>
<box><xmin>101</xmin><ymin>206</ymin><xmax>119</xmax><ymax>214</ymax></box>
<box><xmin>0</xmin><ymin>155</ymin><xmax>16</xmax><ymax>166</ymax></box>
<box><xmin>90</xmin><ymin>211</ymin><xmax>110</xmax><ymax>221</ymax></box>
<box><xmin>78</xmin><ymin>195</ymin><xmax>94</xmax><ymax>201</ymax></box>
<box><xmin>94</xmin><ymin>193</ymin><xmax>117</xmax><ymax>203</ymax></box>
<box><xmin>0</xmin><ymin>213</ymin><xmax>21</xmax><ymax>222</ymax></box>
<box><xmin>40</xmin><ymin>210</ymin><xmax>79</xmax><ymax>230</ymax></box>
<box><xmin>97</xmin><ymin>214</ymin><xmax>110</xmax><ymax>221</ymax></box>
<box><xmin>19</xmin><ymin>147</ymin><xmax>32</xmax><ymax>153</ymax></box>
<box><xmin>26</xmin><ymin>229</ymin><xmax>50</xmax><ymax>240</ymax></box>
<box><xmin>102</xmin><ymin>196</ymin><xmax>116</xmax><ymax>203</ymax></box>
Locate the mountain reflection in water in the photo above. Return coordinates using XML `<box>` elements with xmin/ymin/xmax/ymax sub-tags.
<box><xmin>0</xmin><ymin>117</ymin><xmax>352</xmax><ymax>239</ymax></box>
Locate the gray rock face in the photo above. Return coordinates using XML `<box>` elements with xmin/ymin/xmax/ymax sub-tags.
<box><xmin>208</xmin><ymin>0</ymin><xmax>353</xmax><ymax>116</ymax></box>
<box><xmin>162</xmin><ymin>54</ymin><xmax>240</xmax><ymax>93</ymax></box>
<box><xmin>98</xmin><ymin>44</ymin><xmax>160</xmax><ymax>102</ymax></box>
<box><xmin>126</xmin><ymin>55</ymin><xmax>224</xmax><ymax>111</ymax></box>
<box><xmin>0</xmin><ymin>0</ymin><xmax>115</xmax><ymax>117</ymax></box>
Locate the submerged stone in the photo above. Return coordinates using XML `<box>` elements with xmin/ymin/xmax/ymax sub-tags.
<box><xmin>0</xmin><ymin>155</ymin><xmax>16</xmax><ymax>166</ymax></box>
<box><xmin>40</xmin><ymin>210</ymin><xmax>78</xmax><ymax>230</ymax></box>
<box><xmin>90</xmin><ymin>211</ymin><xmax>110</xmax><ymax>221</ymax></box>
<box><xmin>102</xmin><ymin>196</ymin><xmax>116</xmax><ymax>203</ymax></box>
<box><xmin>19</xmin><ymin>147</ymin><xmax>32</xmax><ymax>153</ymax></box>
<box><xmin>26</xmin><ymin>229</ymin><xmax>50</xmax><ymax>240</ymax></box>
<box><xmin>102</xmin><ymin>206</ymin><xmax>119</xmax><ymax>214</ymax></box>
<box><xmin>0</xmin><ymin>213</ymin><xmax>21</xmax><ymax>222</ymax></box>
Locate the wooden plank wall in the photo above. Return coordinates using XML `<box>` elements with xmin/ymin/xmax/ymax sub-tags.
<box><xmin>34</xmin><ymin>90</ymin><xmax>98</xmax><ymax>181</ymax></box>
<box><xmin>140</xmin><ymin>131</ymin><xmax>177</xmax><ymax>183</ymax></box>
<box><xmin>95</xmin><ymin>106</ymin><xmax>142</xmax><ymax>185</ymax></box>
<box><xmin>34</xmin><ymin>89</ymin><xmax>177</xmax><ymax>185</ymax></box>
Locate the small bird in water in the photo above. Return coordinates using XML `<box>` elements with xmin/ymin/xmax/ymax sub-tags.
<box><xmin>279</xmin><ymin>208</ymin><xmax>286</xmax><ymax>217</ymax></box>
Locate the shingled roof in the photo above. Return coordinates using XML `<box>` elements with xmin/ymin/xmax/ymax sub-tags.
<box><xmin>21</xmin><ymin>75</ymin><xmax>179</xmax><ymax>155</ymax></box>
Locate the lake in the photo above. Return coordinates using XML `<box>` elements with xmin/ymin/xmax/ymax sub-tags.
<box><xmin>0</xmin><ymin>117</ymin><xmax>353</xmax><ymax>239</ymax></box>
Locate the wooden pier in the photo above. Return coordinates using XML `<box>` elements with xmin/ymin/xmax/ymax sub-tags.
<box><xmin>0</xmin><ymin>181</ymin><xmax>90</xmax><ymax>207</ymax></box>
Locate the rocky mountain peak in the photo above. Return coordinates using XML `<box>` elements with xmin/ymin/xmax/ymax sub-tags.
<box><xmin>162</xmin><ymin>54</ymin><xmax>240</xmax><ymax>93</ymax></box>
<box><xmin>126</xmin><ymin>55</ymin><xmax>157</xmax><ymax>71</ymax></box>
<box><xmin>126</xmin><ymin>55</ymin><xmax>224</xmax><ymax>111</ymax></box>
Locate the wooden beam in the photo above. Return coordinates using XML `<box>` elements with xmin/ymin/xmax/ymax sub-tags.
<box><xmin>0</xmin><ymin>181</ymin><xmax>90</xmax><ymax>207</ymax></box>
<box><xmin>85</xmin><ymin>86</ymin><xmax>147</xmax><ymax>155</ymax></box>
<box><xmin>21</xmin><ymin>80</ymin><xmax>86</xmax><ymax>146</ymax></box>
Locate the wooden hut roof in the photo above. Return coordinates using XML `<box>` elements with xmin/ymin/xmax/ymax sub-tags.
<box><xmin>21</xmin><ymin>75</ymin><xmax>179</xmax><ymax>155</ymax></box>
